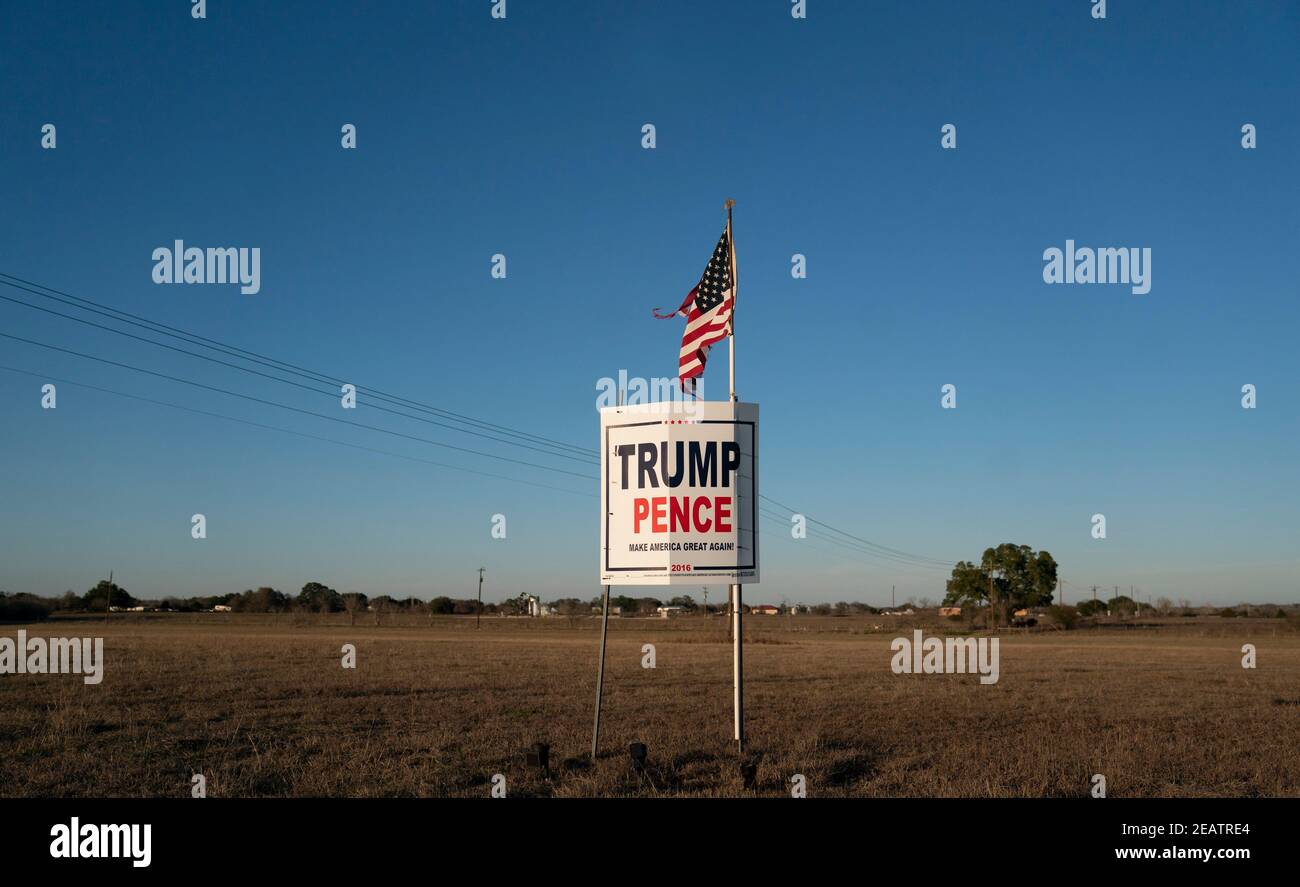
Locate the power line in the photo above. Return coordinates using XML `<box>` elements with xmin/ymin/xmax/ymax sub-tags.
<box><xmin>0</xmin><ymin>272</ymin><xmax>594</xmax><ymax>459</ymax></box>
<box><xmin>759</xmin><ymin>495</ymin><xmax>952</xmax><ymax>567</ymax></box>
<box><xmin>0</xmin><ymin>332</ymin><xmax>597</xmax><ymax>482</ymax></box>
<box><xmin>758</xmin><ymin>511</ymin><xmax>946</xmax><ymax>573</ymax></box>
<box><xmin>758</xmin><ymin>508</ymin><xmax>949</xmax><ymax>571</ymax></box>
<box><xmin>0</xmin><ymin>281</ymin><xmax>597</xmax><ymax>466</ymax></box>
<box><xmin>0</xmin><ymin>365</ymin><xmax>593</xmax><ymax>498</ymax></box>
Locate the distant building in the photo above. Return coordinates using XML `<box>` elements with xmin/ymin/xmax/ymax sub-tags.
<box><xmin>750</xmin><ymin>604</ymin><xmax>780</xmax><ymax>616</ymax></box>
<box><xmin>656</xmin><ymin>605</ymin><xmax>685</xmax><ymax>618</ymax></box>
<box><xmin>213</xmin><ymin>604</ymin><xmax>233</xmax><ymax>612</ymax></box>
<box><xmin>938</xmin><ymin>607</ymin><xmax>962</xmax><ymax>617</ymax></box>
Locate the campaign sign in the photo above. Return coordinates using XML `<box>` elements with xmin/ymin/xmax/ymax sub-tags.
<box><xmin>600</xmin><ymin>401</ymin><xmax>758</xmax><ymax>586</ymax></box>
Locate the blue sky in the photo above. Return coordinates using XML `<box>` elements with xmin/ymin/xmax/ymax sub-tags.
<box><xmin>1</xmin><ymin>1</ymin><xmax>1297</xmax><ymax>605</ymax></box>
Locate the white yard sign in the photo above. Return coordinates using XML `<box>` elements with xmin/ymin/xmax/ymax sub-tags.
<box><xmin>600</xmin><ymin>401</ymin><xmax>759</xmax><ymax>586</ymax></box>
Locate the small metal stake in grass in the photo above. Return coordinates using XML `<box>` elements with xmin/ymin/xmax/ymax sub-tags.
<box><xmin>740</xmin><ymin>760</ymin><xmax>758</xmax><ymax>790</ymax></box>
<box><xmin>628</xmin><ymin>742</ymin><xmax>648</xmax><ymax>773</ymax></box>
<box><xmin>526</xmin><ymin>741</ymin><xmax>551</xmax><ymax>779</ymax></box>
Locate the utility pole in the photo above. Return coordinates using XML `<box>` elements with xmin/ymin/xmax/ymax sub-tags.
<box><xmin>891</xmin><ymin>585</ymin><xmax>895</xmax><ymax>609</ymax></box>
<box><xmin>1057</xmin><ymin>577</ymin><xmax>1063</xmax><ymax>606</ymax></box>
<box><xmin>476</xmin><ymin>567</ymin><xmax>485</xmax><ymax>629</ymax></box>
<box><xmin>1092</xmin><ymin>585</ymin><xmax>1098</xmax><ymax>602</ymax></box>
<box><xmin>703</xmin><ymin>587</ymin><xmax>708</xmax><ymax>618</ymax></box>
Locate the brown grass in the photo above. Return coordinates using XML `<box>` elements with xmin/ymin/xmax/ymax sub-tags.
<box><xmin>1</xmin><ymin>614</ymin><xmax>1297</xmax><ymax>797</ymax></box>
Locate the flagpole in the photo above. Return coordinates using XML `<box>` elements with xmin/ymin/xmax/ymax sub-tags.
<box><xmin>727</xmin><ymin>199</ymin><xmax>736</xmax><ymax>403</ymax></box>
<box><xmin>724</xmin><ymin>198</ymin><xmax>743</xmax><ymax>756</ymax></box>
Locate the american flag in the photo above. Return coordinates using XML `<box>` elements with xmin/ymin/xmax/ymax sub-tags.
<box><xmin>654</xmin><ymin>227</ymin><xmax>734</xmax><ymax>396</ymax></box>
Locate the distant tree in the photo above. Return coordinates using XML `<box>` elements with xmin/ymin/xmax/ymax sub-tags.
<box><xmin>1047</xmin><ymin>605</ymin><xmax>1079</xmax><ymax>630</ymax></box>
<box><xmin>496</xmin><ymin>593</ymin><xmax>531</xmax><ymax>616</ymax></box>
<box><xmin>249</xmin><ymin>587</ymin><xmax>289</xmax><ymax>612</ymax></box>
<box><xmin>1077</xmin><ymin>599</ymin><xmax>1107</xmax><ymax>617</ymax></box>
<box><xmin>83</xmin><ymin>579</ymin><xmax>135</xmax><ymax>611</ymax></box>
<box><xmin>0</xmin><ymin>592</ymin><xmax>52</xmax><ymax>622</ymax></box>
<box><xmin>341</xmin><ymin>592</ymin><xmax>368</xmax><ymax>625</ymax></box>
<box><xmin>551</xmin><ymin>598</ymin><xmax>588</xmax><ymax>616</ymax></box>
<box><xmin>231</xmin><ymin>588</ymin><xmax>286</xmax><ymax>613</ymax></box>
<box><xmin>429</xmin><ymin>596</ymin><xmax>455</xmax><ymax>615</ymax></box>
<box><xmin>1107</xmin><ymin>595</ymin><xmax>1138</xmax><ymax>617</ymax></box>
<box><xmin>1155</xmin><ymin>596</ymin><xmax>1173</xmax><ymax>615</ymax></box>
<box><xmin>942</xmin><ymin>544</ymin><xmax>1058</xmax><ymax>626</ymax></box>
<box><xmin>668</xmin><ymin>595</ymin><xmax>697</xmax><ymax>611</ymax></box>
<box><xmin>945</xmin><ymin>561</ymin><xmax>987</xmax><ymax>609</ymax></box>
<box><xmin>297</xmin><ymin>581</ymin><xmax>341</xmax><ymax>613</ymax></box>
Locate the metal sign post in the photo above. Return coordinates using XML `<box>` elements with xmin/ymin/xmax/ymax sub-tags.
<box><xmin>590</xmin><ymin>583</ymin><xmax>611</xmax><ymax>759</ymax></box>
<box><xmin>732</xmin><ymin>584</ymin><xmax>743</xmax><ymax>753</ymax></box>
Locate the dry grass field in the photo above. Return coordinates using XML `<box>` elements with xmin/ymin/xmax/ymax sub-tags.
<box><xmin>2</xmin><ymin>613</ymin><xmax>1299</xmax><ymax>797</ymax></box>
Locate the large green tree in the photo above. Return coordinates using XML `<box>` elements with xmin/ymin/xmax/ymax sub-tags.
<box><xmin>943</xmin><ymin>544</ymin><xmax>1058</xmax><ymax>626</ymax></box>
<box><xmin>297</xmin><ymin>581</ymin><xmax>342</xmax><ymax>613</ymax></box>
<box><xmin>83</xmin><ymin>579</ymin><xmax>135</xmax><ymax>611</ymax></box>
